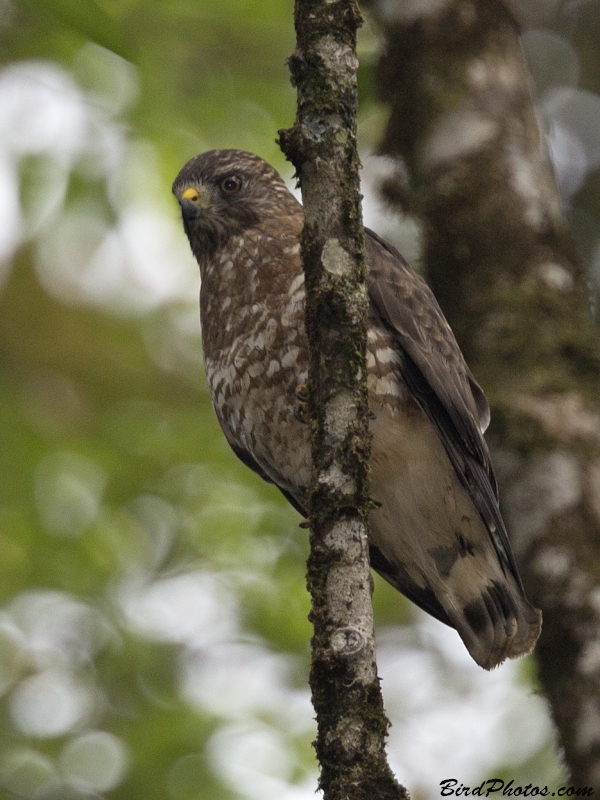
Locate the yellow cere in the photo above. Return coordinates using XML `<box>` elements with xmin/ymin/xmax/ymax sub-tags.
<box><xmin>182</xmin><ymin>187</ymin><xmax>200</xmax><ymax>202</ymax></box>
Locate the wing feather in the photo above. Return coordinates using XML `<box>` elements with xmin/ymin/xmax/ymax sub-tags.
<box><xmin>365</xmin><ymin>228</ymin><xmax>522</xmax><ymax>590</ymax></box>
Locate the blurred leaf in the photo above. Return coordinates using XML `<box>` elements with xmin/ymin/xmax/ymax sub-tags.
<box><xmin>20</xmin><ymin>0</ymin><xmax>130</xmax><ymax>59</ymax></box>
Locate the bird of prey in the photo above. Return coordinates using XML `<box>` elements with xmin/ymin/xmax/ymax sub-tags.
<box><xmin>173</xmin><ymin>148</ymin><xmax>541</xmax><ymax>670</ymax></box>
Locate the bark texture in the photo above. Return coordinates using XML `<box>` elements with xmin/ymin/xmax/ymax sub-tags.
<box><xmin>371</xmin><ymin>0</ymin><xmax>600</xmax><ymax>785</ymax></box>
<box><xmin>279</xmin><ymin>1</ymin><xmax>407</xmax><ymax>798</ymax></box>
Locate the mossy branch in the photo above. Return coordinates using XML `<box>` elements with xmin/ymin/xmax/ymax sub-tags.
<box><xmin>278</xmin><ymin>0</ymin><xmax>407</xmax><ymax>797</ymax></box>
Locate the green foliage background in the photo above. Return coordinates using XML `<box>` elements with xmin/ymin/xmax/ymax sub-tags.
<box><xmin>0</xmin><ymin>0</ymin><xmax>583</xmax><ymax>797</ymax></box>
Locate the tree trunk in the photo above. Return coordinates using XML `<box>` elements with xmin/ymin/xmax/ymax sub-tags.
<box><xmin>279</xmin><ymin>0</ymin><xmax>407</xmax><ymax>797</ymax></box>
<box><xmin>371</xmin><ymin>0</ymin><xmax>600</xmax><ymax>785</ymax></box>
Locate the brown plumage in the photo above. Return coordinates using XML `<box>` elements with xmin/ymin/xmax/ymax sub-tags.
<box><xmin>173</xmin><ymin>148</ymin><xmax>542</xmax><ymax>670</ymax></box>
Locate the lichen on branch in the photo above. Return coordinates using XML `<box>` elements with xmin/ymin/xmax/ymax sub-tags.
<box><xmin>278</xmin><ymin>0</ymin><xmax>406</xmax><ymax>797</ymax></box>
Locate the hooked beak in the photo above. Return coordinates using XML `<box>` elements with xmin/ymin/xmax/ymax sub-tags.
<box><xmin>179</xmin><ymin>185</ymin><xmax>212</xmax><ymax>224</ymax></box>
<box><xmin>180</xmin><ymin>198</ymin><xmax>203</xmax><ymax>224</ymax></box>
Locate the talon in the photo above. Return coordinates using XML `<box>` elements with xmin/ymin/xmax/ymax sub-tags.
<box><xmin>299</xmin><ymin>520</ymin><xmax>310</xmax><ymax>529</ymax></box>
<box><xmin>294</xmin><ymin>401</ymin><xmax>309</xmax><ymax>424</ymax></box>
<box><xmin>368</xmin><ymin>411</ymin><xmax>376</xmax><ymax>421</ymax></box>
<box><xmin>370</xmin><ymin>498</ymin><xmax>382</xmax><ymax>509</ymax></box>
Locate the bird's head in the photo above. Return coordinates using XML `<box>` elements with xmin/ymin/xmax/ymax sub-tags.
<box><xmin>172</xmin><ymin>149</ymin><xmax>299</xmax><ymax>266</ymax></box>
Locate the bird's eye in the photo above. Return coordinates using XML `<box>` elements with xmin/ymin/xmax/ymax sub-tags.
<box><xmin>181</xmin><ymin>187</ymin><xmax>200</xmax><ymax>203</ymax></box>
<box><xmin>220</xmin><ymin>175</ymin><xmax>242</xmax><ymax>194</ymax></box>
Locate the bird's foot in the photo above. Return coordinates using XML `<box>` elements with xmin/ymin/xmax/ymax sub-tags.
<box><xmin>294</xmin><ymin>383</ymin><xmax>309</xmax><ymax>424</ymax></box>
